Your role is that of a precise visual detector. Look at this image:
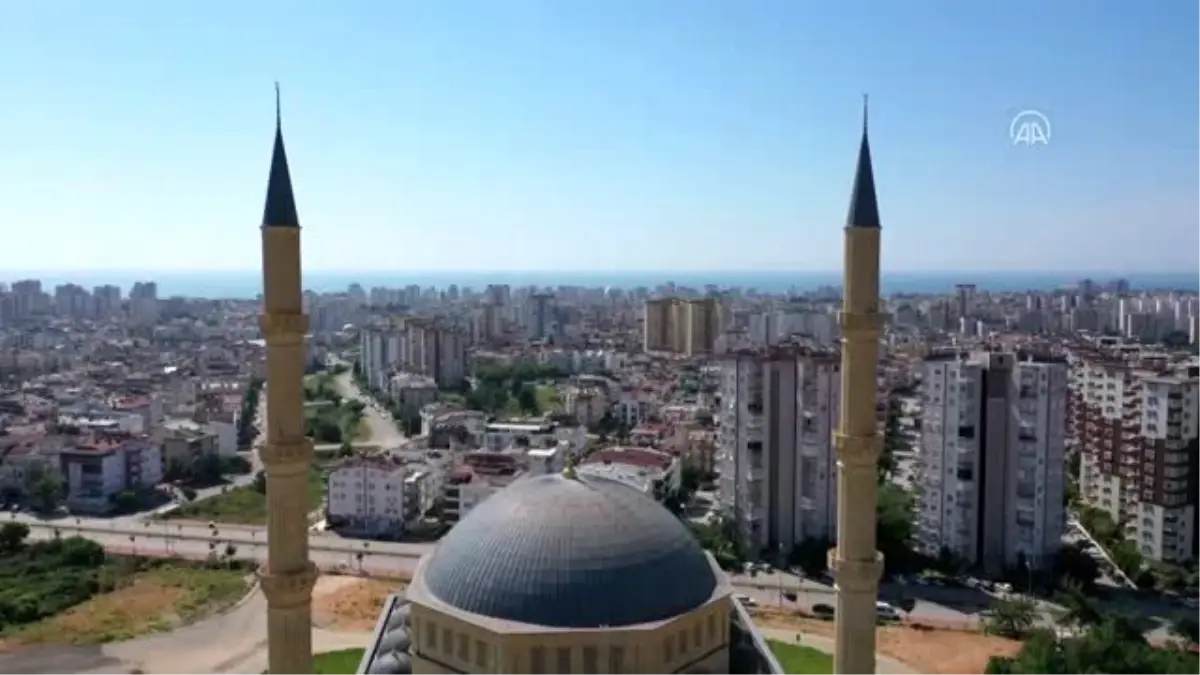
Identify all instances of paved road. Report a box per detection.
[15,516,434,561]
[333,370,406,448]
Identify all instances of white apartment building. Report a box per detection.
[326,457,409,536]
[716,345,840,558]
[579,446,682,498]
[360,327,405,391]
[917,350,1067,576]
[61,438,164,515]
[482,421,587,458]
[1072,346,1198,563]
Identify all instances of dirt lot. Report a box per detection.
[312,576,407,632]
[756,610,1022,674]
[2,566,251,648]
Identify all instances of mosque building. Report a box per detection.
[256,92,884,675]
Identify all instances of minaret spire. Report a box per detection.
[263,83,300,228]
[257,81,317,675]
[847,94,881,229]
[832,97,885,674]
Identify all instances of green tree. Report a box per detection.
[876,483,918,575]
[983,595,1037,639]
[1053,581,1102,628]
[1053,542,1100,591]
[516,385,540,414]
[24,463,64,513]
[879,397,905,481]
[0,521,30,552]
[987,616,1197,674]
[1170,616,1198,647]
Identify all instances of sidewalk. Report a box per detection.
[759,627,916,674]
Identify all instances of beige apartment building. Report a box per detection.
[643,297,722,356]
[1070,343,1198,563]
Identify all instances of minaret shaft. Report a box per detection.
[259,223,317,674]
[832,225,884,674]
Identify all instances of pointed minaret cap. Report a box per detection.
[262,82,300,228]
[846,94,881,229]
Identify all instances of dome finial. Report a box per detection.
[275,81,282,129]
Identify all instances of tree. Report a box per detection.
[1053,542,1099,591]
[0,522,30,552]
[1170,616,1198,647]
[789,538,831,577]
[987,616,1197,674]
[879,397,905,481]
[984,595,1037,639]
[1110,540,1143,579]
[181,486,198,501]
[876,483,919,575]
[516,385,540,415]
[1053,581,1102,628]
[24,463,64,513]
[109,488,140,514]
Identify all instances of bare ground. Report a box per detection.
[312,576,407,632]
[755,609,1022,674]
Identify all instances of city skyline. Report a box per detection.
[2,1,1197,273]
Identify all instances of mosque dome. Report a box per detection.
[422,472,718,628]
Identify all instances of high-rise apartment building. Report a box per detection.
[642,297,722,356]
[716,345,840,556]
[917,350,1068,576]
[1071,345,1198,563]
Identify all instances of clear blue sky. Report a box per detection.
[1,0,1195,273]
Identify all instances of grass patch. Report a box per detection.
[535,385,561,411]
[5,559,252,646]
[314,648,365,674]
[768,640,833,674]
[163,469,325,526]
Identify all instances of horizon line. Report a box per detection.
[1,268,1194,277]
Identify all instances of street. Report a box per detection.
[332,370,407,448]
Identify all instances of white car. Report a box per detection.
[875,601,901,621]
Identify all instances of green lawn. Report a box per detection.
[535,385,561,411]
[768,640,834,674]
[314,648,366,674]
[163,469,325,526]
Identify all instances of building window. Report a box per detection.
[425,621,437,649]
[680,628,689,654]
[530,647,546,674]
[664,634,675,663]
[556,647,571,672]
[457,633,469,662]
[582,646,599,673]
[707,613,717,642]
[441,628,452,656]
[693,623,703,650]
[609,646,625,673]
[475,640,488,668]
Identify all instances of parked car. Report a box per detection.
[812,603,835,620]
[876,601,902,622]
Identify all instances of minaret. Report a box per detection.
[257,84,318,675]
[830,97,884,674]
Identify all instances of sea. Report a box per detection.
[1,270,1197,300]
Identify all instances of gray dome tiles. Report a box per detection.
[423,473,718,628]
[365,596,413,674]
